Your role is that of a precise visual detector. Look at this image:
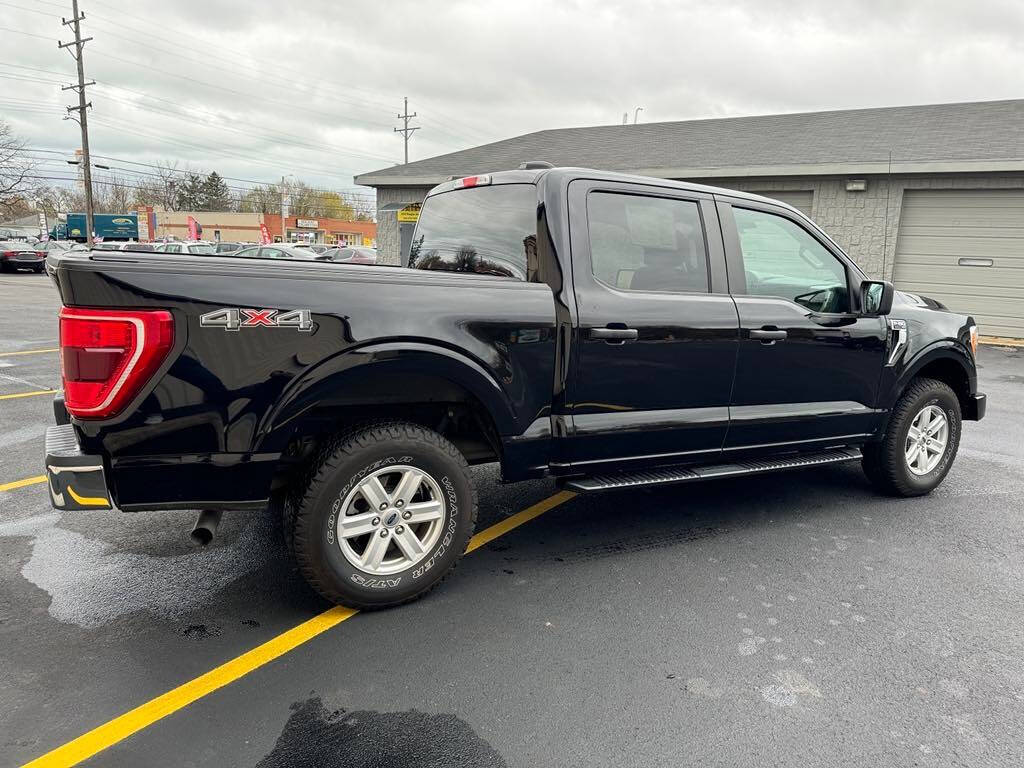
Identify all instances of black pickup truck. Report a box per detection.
[44,167,986,608]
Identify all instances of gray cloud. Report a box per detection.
[1,0,1022,193]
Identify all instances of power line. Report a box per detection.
[28,157,377,204]
[0,62,399,167]
[23,174,377,218]
[26,154,378,201]
[77,0,497,147]
[22,148,377,198]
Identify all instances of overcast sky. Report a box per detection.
[2,0,1022,198]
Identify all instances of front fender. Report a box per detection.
[255,342,522,453]
[880,339,976,411]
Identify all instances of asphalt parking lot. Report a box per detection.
[2,271,1024,767]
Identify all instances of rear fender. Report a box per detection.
[255,342,519,453]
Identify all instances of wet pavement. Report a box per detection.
[2,272,1023,767]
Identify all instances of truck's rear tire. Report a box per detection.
[862,377,962,497]
[289,421,477,609]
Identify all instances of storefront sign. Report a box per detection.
[396,204,420,223]
[296,218,318,228]
[136,207,150,242]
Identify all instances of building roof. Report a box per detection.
[356,99,1024,187]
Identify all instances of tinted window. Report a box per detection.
[188,244,216,255]
[259,248,286,259]
[216,243,241,253]
[587,192,709,293]
[409,184,534,279]
[163,244,180,253]
[733,207,849,313]
[234,247,258,258]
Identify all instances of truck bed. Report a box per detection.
[49,250,557,510]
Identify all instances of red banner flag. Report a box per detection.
[187,215,199,240]
[259,223,271,245]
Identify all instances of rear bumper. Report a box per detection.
[964,393,986,421]
[45,424,113,511]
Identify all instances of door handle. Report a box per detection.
[750,328,788,343]
[590,326,638,342]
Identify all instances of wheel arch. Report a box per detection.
[256,342,518,469]
[885,343,975,416]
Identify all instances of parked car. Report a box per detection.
[34,240,73,253]
[154,241,217,256]
[233,245,321,260]
[0,240,45,272]
[43,167,986,611]
[290,242,330,254]
[317,246,377,264]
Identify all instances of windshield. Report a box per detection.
[409,183,535,279]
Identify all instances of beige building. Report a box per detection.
[153,211,263,242]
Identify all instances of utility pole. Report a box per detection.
[394,97,419,165]
[59,0,96,246]
[279,175,289,244]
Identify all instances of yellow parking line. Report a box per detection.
[0,390,56,401]
[22,488,576,768]
[0,348,58,356]
[0,475,47,492]
[466,489,576,552]
[979,335,1024,349]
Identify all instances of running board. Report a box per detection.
[563,447,862,493]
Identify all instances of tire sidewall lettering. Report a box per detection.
[323,452,463,588]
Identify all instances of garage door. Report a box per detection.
[893,190,1024,338]
[749,191,814,218]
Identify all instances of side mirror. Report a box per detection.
[860,279,894,316]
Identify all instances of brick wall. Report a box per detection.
[702,174,1024,281]
[375,186,432,265]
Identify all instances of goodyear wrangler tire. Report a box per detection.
[291,421,477,609]
[862,377,962,497]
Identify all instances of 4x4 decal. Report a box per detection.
[200,308,313,332]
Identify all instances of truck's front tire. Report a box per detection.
[290,421,477,609]
[862,377,962,497]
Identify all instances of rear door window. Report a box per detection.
[587,192,710,293]
[409,184,535,280]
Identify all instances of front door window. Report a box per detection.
[733,207,850,313]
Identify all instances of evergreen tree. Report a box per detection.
[174,173,205,211]
[200,171,232,211]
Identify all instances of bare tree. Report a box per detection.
[34,184,85,218]
[238,183,281,214]
[0,119,35,215]
[93,173,135,213]
[132,160,184,210]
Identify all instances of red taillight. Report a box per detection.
[59,307,174,419]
